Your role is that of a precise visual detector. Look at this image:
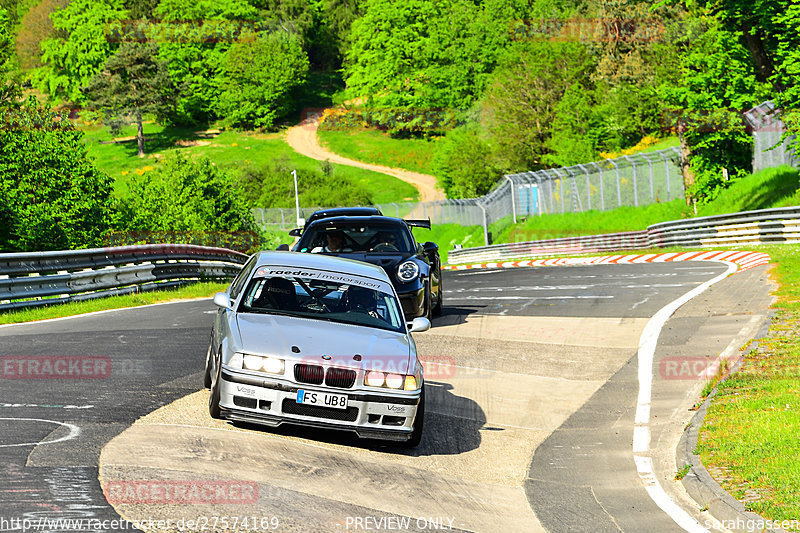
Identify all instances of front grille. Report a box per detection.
[294,364,324,385]
[325,367,357,389]
[282,399,358,422]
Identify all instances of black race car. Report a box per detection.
[290,215,442,321]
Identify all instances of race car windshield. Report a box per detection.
[238,275,406,333]
[297,226,414,254]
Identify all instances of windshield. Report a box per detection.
[238,272,405,333]
[296,225,414,254]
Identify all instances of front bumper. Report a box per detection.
[397,285,425,319]
[219,368,422,442]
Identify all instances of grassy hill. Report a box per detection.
[81,122,420,205]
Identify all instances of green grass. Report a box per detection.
[0,282,228,325]
[697,166,800,216]
[80,122,419,204]
[697,244,800,524]
[318,127,439,176]
[493,199,687,244]
[412,223,485,264]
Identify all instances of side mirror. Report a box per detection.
[408,317,431,333]
[422,241,438,254]
[213,292,232,310]
[276,244,290,251]
[288,228,302,237]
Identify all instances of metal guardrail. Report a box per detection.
[448,207,800,264]
[0,244,248,311]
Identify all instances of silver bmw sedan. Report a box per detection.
[205,251,430,447]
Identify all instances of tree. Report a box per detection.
[660,17,769,204]
[0,6,19,106]
[15,0,69,71]
[344,0,525,122]
[83,41,175,157]
[37,0,127,104]
[150,0,258,125]
[484,40,593,171]
[217,32,308,129]
[0,98,114,252]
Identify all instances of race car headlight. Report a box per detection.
[243,354,263,371]
[261,357,284,374]
[385,374,404,389]
[365,371,385,387]
[238,353,284,375]
[404,375,418,391]
[397,261,419,282]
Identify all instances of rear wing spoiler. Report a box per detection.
[404,218,431,230]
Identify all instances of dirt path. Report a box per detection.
[285,110,445,202]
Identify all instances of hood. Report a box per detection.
[235,313,412,374]
[331,252,414,278]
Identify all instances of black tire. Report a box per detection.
[432,275,443,316]
[423,281,433,321]
[203,342,213,389]
[208,355,222,419]
[404,388,425,448]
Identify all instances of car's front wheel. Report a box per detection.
[208,355,222,419]
[432,275,443,316]
[404,388,425,448]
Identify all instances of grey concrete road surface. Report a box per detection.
[0,262,774,533]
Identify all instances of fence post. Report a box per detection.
[591,162,604,211]
[478,202,489,246]
[623,156,638,207]
[505,176,517,224]
[611,160,621,208]
[280,209,286,231]
[665,157,671,199]
[648,158,654,201]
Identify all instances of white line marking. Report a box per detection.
[455,269,506,276]
[0,298,213,330]
[0,418,81,448]
[633,260,736,532]
[445,295,614,301]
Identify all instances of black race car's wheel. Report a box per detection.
[208,356,222,419]
[203,341,213,389]
[404,388,425,448]
[424,281,433,320]
[433,275,443,316]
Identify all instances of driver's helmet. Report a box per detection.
[347,286,378,312]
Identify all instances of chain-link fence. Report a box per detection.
[253,147,684,246]
[744,101,798,172]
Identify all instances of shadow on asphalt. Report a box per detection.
[229,380,485,458]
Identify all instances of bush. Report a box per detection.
[240,156,373,208]
[116,153,256,235]
[0,98,114,252]
[432,125,503,199]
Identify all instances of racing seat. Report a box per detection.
[253,277,299,311]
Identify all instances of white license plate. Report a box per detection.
[296,390,348,410]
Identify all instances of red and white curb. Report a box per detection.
[444,250,770,272]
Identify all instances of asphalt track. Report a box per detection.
[0,261,775,532]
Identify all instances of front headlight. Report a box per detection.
[235,353,284,375]
[397,260,419,282]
